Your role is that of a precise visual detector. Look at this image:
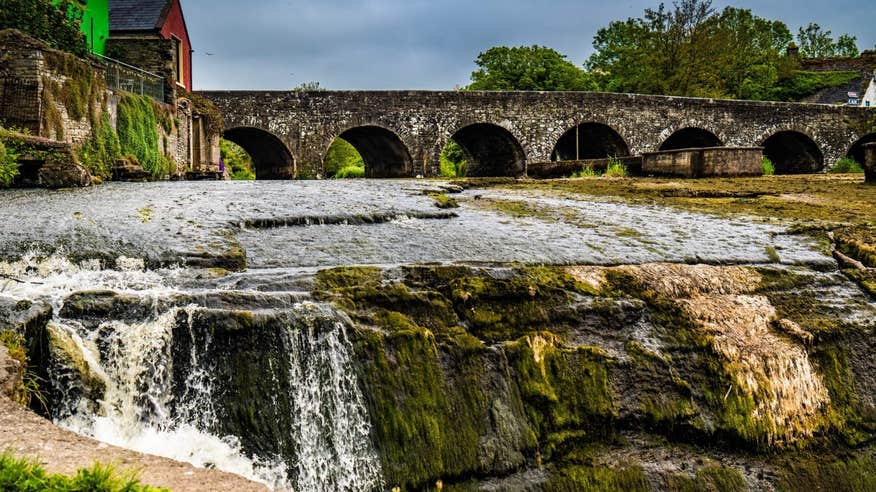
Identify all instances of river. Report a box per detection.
[0,180,869,491]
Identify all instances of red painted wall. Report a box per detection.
[159,0,192,91]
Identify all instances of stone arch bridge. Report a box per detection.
[199,90,875,179]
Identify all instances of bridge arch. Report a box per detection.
[328,125,413,178]
[551,122,630,161]
[223,127,295,180]
[659,127,723,151]
[847,133,876,166]
[761,130,824,174]
[448,123,526,177]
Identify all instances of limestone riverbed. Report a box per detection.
[0,177,875,491]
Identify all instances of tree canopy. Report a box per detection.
[796,23,859,58]
[466,46,597,91]
[0,0,87,57]
[586,1,796,99]
[465,0,865,103]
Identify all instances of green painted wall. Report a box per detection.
[52,0,109,55]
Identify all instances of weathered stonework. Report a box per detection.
[528,156,643,179]
[201,90,873,178]
[105,37,180,103]
[0,29,219,186]
[642,147,764,178]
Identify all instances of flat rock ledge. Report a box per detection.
[0,397,268,492]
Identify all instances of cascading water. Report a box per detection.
[2,253,384,491]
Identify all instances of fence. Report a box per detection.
[96,54,165,102]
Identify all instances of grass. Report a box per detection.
[762,157,775,176]
[570,158,628,178]
[604,159,628,178]
[830,157,865,174]
[0,452,167,492]
[117,94,175,179]
[335,164,366,179]
[0,329,46,411]
[77,113,122,180]
[428,193,459,209]
[571,164,600,178]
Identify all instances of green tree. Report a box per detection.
[796,23,859,58]
[0,0,87,57]
[220,139,255,180]
[467,46,597,91]
[587,1,793,99]
[797,23,835,58]
[834,34,859,57]
[323,138,364,177]
[439,140,467,178]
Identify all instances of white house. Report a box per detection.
[862,72,876,108]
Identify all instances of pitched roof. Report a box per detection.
[109,0,172,32]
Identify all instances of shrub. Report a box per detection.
[604,158,628,177]
[769,71,861,102]
[117,94,161,178]
[0,140,20,188]
[324,138,364,177]
[335,164,366,179]
[762,157,776,176]
[830,157,865,174]
[571,164,599,178]
[440,140,467,178]
[0,452,167,492]
[77,113,121,180]
[0,0,88,57]
[220,139,255,180]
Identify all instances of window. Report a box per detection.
[172,35,184,86]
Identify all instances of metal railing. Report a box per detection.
[95,54,165,102]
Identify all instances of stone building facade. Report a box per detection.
[0,29,220,186]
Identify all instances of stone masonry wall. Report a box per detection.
[642,147,763,178]
[202,90,872,178]
[105,36,179,103]
[0,30,202,180]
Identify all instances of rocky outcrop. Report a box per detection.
[312,264,876,490]
[33,263,876,491]
[0,344,23,400]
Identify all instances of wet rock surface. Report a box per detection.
[1,179,875,491]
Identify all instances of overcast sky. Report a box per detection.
[184,0,876,91]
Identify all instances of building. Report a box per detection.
[52,0,109,55]
[863,72,876,108]
[107,0,192,93]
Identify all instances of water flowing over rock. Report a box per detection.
[2,180,876,491]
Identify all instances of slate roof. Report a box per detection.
[109,0,172,32]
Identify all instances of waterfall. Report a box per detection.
[284,303,384,491]
[48,298,384,491]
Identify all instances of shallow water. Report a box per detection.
[0,179,851,490]
[0,180,831,270]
